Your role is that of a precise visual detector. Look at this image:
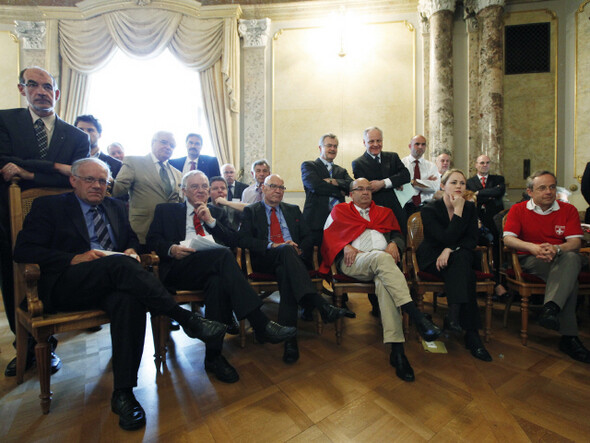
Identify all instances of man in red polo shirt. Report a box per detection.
[504,170,589,363]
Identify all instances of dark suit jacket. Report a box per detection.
[169,155,221,179]
[229,180,248,201]
[301,158,353,231]
[352,151,410,235]
[416,198,478,271]
[13,192,139,311]
[146,202,238,280]
[0,108,90,188]
[98,151,122,178]
[466,174,505,218]
[239,201,313,265]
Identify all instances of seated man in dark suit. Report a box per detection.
[352,126,411,237]
[1,66,90,377]
[238,174,355,364]
[320,178,441,382]
[13,158,227,431]
[169,133,220,179]
[147,170,295,382]
[208,175,242,230]
[221,163,248,201]
[75,114,122,178]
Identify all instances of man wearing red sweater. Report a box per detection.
[504,170,589,363]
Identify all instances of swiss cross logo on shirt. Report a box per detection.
[555,225,565,236]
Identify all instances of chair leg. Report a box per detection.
[484,288,493,343]
[239,319,246,348]
[151,314,169,370]
[503,292,515,328]
[34,340,52,414]
[316,309,323,335]
[520,293,530,346]
[334,291,343,345]
[15,320,28,384]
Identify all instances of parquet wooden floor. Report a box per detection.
[1,293,589,442]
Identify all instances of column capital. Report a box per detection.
[464,0,505,16]
[418,0,456,20]
[238,18,271,48]
[14,20,46,50]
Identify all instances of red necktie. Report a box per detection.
[193,213,205,236]
[270,208,284,243]
[412,160,421,206]
[190,161,196,171]
[481,176,486,188]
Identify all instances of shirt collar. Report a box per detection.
[477,173,489,180]
[151,152,169,166]
[354,203,369,214]
[319,157,332,168]
[29,107,56,132]
[526,198,560,215]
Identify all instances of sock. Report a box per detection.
[400,301,422,324]
[205,347,221,361]
[167,305,192,325]
[246,309,270,333]
[391,342,405,355]
[544,301,560,313]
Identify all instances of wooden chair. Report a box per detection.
[406,212,495,342]
[237,246,323,343]
[9,180,110,414]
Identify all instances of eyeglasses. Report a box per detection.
[323,143,338,148]
[534,184,557,191]
[267,184,286,191]
[156,139,176,148]
[22,81,54,93]
[75,175,108,186]
[185,184,209,191]
[351,187,371,192]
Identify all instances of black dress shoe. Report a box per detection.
[300,307,314,322]
[181,314,227,343]
[443,316,463,334]
[283,338,299,364]
[169,320,181,331]
[465,336,492,362]
[255,321,297,344]
[389,352,415,382]
[205,355,240,383]
[538,304,560,331]
[559,336,590,363]
[226,318,240,335]
[5,352,62,377]
[416,316,442,342]
[111,390,146,431]
[86,325,103,332]
[318,303,356,323]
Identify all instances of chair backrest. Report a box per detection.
[406,212,424,251]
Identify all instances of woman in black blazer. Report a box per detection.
[417,169,492,362]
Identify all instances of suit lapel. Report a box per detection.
[102,199,121,246]
[47,118,66,161]
[144,154,168,196]
[177,203,187,239]
[315,158,330,178]
[254,203,268,239]
[65,192,91,245]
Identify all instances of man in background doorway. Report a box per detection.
[75,114,122,178]
[221,163,247,201]
[107,142,125,162]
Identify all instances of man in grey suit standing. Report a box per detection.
[0,66,90,377]
[113,131,182,245]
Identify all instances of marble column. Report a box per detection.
[14,21,47,106]
[419,0,456,159]
[465,14,480,161]
[420,18,431,143]
[238,18,271,184]
[467,0,505,172]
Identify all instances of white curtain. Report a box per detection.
[58,9,239,164]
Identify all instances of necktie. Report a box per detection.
[192,213,206,236]
[270,208,284,243]
[412,160,422,206]
[481,176,486,188]
[90,207,113,251]
[159,162,173,195]
[34,119,48,159]
[374,155,381,164]
[228,184,234,201]
[190,161,196,171]
[327,163,339,209]
[255,185,263,202]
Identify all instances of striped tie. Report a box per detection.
[159,162,173,195]
[34,119,48,159]
[91,207,113,251]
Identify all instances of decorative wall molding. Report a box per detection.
[418,0,456,20]
[14,20,46,50]
[239,18,271,48]
[464,0,505,16]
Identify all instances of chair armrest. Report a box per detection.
[313,246,320,270]
[141,252,160,278]
[507,246,524,281]
[19,263,45,317]
[235,247,244,271]
[244,248,254,275]
[475,245,491,273]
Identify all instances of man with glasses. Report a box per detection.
[504,170,590,363]
[241,159,271,204]
[320,178,441,382]
[0,66,90,377]
[14,158,227,430]
[221,163,247,201]
[113,130,182,245]
[147,170,296,383]
[239,174,355,364]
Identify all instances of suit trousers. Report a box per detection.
[339,250,411,343]
[252,244,317,327]
[164,248,263,350]
[424,248,482,331]
[52,255,178,389]
[520,251,583,336]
